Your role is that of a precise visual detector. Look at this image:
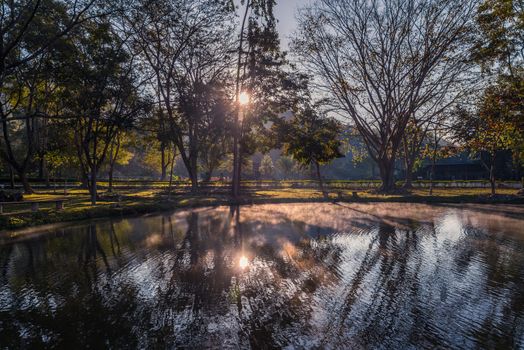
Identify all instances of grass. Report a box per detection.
[0,186,522,232]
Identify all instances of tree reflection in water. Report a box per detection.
[0,203,523,349]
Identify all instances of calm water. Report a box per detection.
[1,203,524,349]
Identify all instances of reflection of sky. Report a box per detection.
[2,203,524,348]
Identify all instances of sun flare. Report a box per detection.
[239,255,249,269]
[238,91,250,105]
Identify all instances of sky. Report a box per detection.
[274,0,305,49]
[233,0,308,50]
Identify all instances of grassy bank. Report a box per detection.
[1,187,523,232]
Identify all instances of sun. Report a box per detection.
[239,255,249,269]
[238,91,250,105]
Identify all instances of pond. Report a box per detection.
[1,203,524,349]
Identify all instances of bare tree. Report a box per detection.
[293,0,477,192]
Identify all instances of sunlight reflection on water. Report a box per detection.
[1,203,524,349]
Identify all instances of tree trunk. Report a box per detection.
[232,120,242,198]
[403,159,414,189]
[483,151,497,196]
[234,137,243,197]
[108,163,114,193]
[402,139,413,189]
[108,137,120,194]
[377,158,396,193]
[90,165,97,205]
[38,154,50,187]
[18,170,33,194]
[9,166,15,189]
[38,157,45,181]
[315,161,327,198]
[429,148,437,196]
[429,131,440,196]
[190,151,198,193]
[43,159,50,188]
[232,133,240,197]
[108,141,114,193]
[160,142,167,181]
[80,174,89,189]
[190,175,198,192]
[38,155,50,188]
[232,0,250,199]
[402,130,426,189]
[490,163,496,196]
[167,147,176,199]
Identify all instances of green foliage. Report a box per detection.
[62,18,146,185]
[218,154,253,177]
[259,154,274,179]
[421,142,457,163]
[454,76,523,165]
[474,0,524,73]
[470,0,524,177]
[280,106,343,168]
[486,74,524,165]
[238,0,308,157]
[275,156,298,179]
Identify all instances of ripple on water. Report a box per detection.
[1,203,523,349]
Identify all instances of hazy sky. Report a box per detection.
[234,0,309,50]
[274,0,306,49]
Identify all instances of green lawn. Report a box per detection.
[0,186,522,232]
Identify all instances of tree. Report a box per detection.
[105,131,134,193]
[231,0,301,197]
[484,74,524,166]
[293,0,476,192]
[175,47,235,185]
[143,106,172,181]
[137,137,176,178]
[43,116,82,184]
[276,156,296,180]
[400,119,427,188]
[401,108,455,189]
[0,0,98,193]
[170,7,235,189]
[123,0,234,192]
[258,154,274,179]
[474,0,524,76]
[471,0,524,191]
[280,105,343,197]
[422,126,456,195]
[199,94,233,182]
[453,99,518,195]
[65,20,145,204]
[0,0,97,83]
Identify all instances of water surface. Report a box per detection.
[1,203,524,349]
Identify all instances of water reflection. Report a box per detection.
[1,203,524,349]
